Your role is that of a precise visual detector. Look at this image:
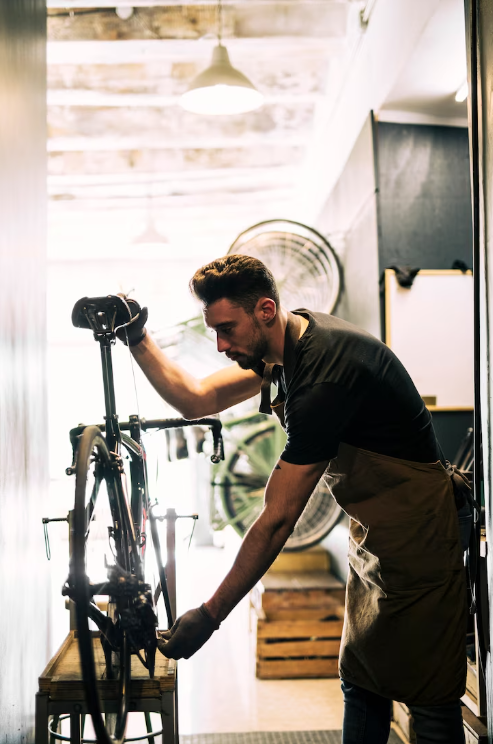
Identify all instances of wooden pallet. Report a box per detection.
[256,615,343,679]
[253,569,345,680]
[252,571,345,622]
[463,706,488,743]
[392,701,487,744]
[39,631,175,702]
[269,547,331,574]
[462,657,480,715]
[392,701,416,743]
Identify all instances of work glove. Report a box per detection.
[157,604,220,660]
[115,297,148,347]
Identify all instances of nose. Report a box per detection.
[216,334,231,354]
[217,335,230,353]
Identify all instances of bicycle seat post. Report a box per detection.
[99,334,121,453]
[72,295,135,454]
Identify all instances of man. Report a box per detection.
[121,254,468,744]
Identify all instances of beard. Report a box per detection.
[235,319,268,370]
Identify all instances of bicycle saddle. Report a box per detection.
[72,295,134,334]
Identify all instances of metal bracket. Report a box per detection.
[42,515,69,560]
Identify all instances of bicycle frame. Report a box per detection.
[68,317,224,629]
[66,295,224,744]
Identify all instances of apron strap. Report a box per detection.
[446,461,480,615]
[259,363,275,415]
[258,312,302,414]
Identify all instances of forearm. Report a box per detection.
[131,332,261,418]
[131,333,206,418]
[160,459,328,661]
[204,509,292,622]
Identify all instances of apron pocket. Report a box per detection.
[365,513,461,591]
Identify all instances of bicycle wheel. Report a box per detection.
[71,425,131,744]
[214,421,342,550]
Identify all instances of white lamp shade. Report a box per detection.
[180,44,264,115]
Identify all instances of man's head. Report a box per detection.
[190,254,279,313]
[190,255,280,369]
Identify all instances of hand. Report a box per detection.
[157,604,220,660]
[116,297,148,346]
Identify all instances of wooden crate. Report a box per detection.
[252,571,345,621]
[252,569,345,679]
[463,706,488,743]
[392,701,487,744]
[392,701,416,743]
[256,615,343,679]
[462,657,480,715]
[269,546,331,574]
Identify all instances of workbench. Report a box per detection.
[35,631,177,744]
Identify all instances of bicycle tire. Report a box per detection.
[72,425,131,744]
[215,421,342,550]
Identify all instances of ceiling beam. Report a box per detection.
[47,102,314,141]
[47,48,327,99]
[47,37,342,64]
[48,174,296,201]
[49,163,296,185]
[48,144,303,176]
[46,0,346,6]
[47,134,305,151]
[47,3,348,41]
[48,198,295,214]
[47,90,321,107]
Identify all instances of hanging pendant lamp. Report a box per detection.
[179,1,264,115]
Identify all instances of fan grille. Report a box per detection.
[229,220,341,314]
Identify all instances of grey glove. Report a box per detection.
[157,604,220,660]
[115,298,148,347]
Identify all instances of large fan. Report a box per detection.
[213,219,343,550]
[228,219,341,313]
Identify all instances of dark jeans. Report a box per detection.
[341,680,465,744]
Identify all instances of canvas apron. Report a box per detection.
[260,313,467,706]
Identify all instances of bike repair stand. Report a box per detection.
[35,508,195,744]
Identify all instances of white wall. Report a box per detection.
[316,114,380,338]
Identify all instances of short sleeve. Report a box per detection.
[280,382,356,465]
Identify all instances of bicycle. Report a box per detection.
[61,295,224,744]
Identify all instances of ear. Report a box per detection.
[255,297,277,324]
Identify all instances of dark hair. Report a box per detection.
[189,254,280,313]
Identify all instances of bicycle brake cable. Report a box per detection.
[186,518,197,552]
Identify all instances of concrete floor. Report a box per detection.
[176,536,345,734]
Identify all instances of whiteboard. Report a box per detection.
[385,269,474,410]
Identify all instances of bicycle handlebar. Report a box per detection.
[141,417,224,463]
[70,417,224,463]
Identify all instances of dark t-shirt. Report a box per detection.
[255,310,443,466]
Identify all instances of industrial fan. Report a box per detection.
[212,219,343,550]
[229,219,341,313]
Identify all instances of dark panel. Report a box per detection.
[0,1,49,741]
[431,411,474,463]
[376,122,473,272]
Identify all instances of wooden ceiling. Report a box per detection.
[46,2,359,259]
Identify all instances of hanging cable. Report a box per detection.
[217,0,223,44]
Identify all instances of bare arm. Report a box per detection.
[160,457,330,659]
[131,332,261,419]
[205,458,329,622]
